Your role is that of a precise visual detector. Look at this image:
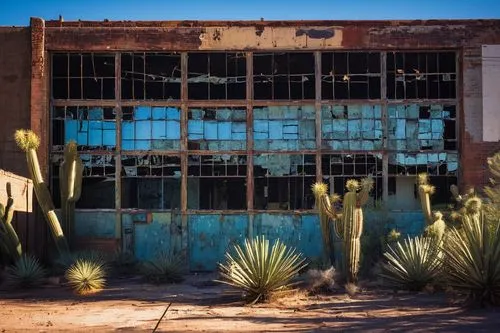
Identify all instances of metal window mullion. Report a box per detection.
[315,51,322,184]
[180,52,188,213]
[114,52,122,239]
[381,52,389,203]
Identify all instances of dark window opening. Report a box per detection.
[187,155,247,210]
[121,53,181,100]
[387,52,456,100]
[52,53,115,100]
[254,52,315,100]
[321,52,381,100]
[188,53,246,100]
[253,154,315,210]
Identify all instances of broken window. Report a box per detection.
[386,52,456,99]
[253,52,315,100]
[321,52,381,100]
[187,155,247,210]
[52,106,116,152]
[253,105,316,151]
[321,153,383,200]
[121,53,181,100]
[253,154,315,210]
[50,154,116,208]
[122,106,181,151]
[321,105,383,151]
[52,53,115,100]
[387,104,457,151]
[188,107,246,151]
[121,155,181,209]
[188,53,246,100]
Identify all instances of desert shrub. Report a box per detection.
[5,254,46,288]
[345,282,359,297]
[305,266,337,293]
[218,236,307,304]
[141,252,184,284]
[109,250,138,276]
[443,212,500,306]
[65,259,106,295]
[381,236,442,291]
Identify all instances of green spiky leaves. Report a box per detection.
[65,259,106,295]
[5,254,46,288]
[14,129,40,152]
[442,212,500,306]
[141,252,184,284]
[218,236,307,304]
[381,236,442,291]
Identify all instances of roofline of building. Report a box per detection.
[41,18,500,28]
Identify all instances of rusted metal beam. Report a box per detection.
[246,52,254,212]
[114,52,123,240]
[380,52,389,203]
[180,53,188,213]
[314,51,322,184]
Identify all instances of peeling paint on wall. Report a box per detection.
[199,26,343,50]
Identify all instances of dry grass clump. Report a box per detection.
[305,266,337,294]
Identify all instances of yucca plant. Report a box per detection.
[443,210,500,306]
[141,252,184,284]
[381,236,442,291]
[65,259,106,295]
[5,254,46,288]
[218,236,308,304]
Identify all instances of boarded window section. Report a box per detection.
[187,155,247,210]
[253,105,316,151]
[321,52,381,100]
[52,106,116,152]
[121,53,181,100]
[121,155,181,209]
[321,153,383,200]
[52,53,115,100]
[388,104,457,151]
[253,52,315,100]
[321,105,383,151]
[253,154,315,210]
[188,53,246,100]
[187,107,246,151]
[122,106,181,151]
[387,52,456,99]
[51,154,116,208]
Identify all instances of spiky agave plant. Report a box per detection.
[381,236,442,291]
[141,252,184,284]
[65,259,106,295]
[5,254,46,288]
[442,209,500,306]
[218,236,308,304]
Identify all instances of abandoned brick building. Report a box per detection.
[0,18,500,269]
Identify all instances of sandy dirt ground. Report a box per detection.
[0,274,499,332]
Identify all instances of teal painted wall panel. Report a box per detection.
[188,214,248,271]
[74,211,115,238]
[253,213,323,259]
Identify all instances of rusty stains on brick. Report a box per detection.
[296,28,335,39]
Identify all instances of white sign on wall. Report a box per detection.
[482,45,500,142]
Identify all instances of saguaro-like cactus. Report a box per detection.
[15,129,69,254]
[312,177,374,283]
[417,173,446,242]
[59,141,83,247]
[0,183,22,261]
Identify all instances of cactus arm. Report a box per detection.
[357,177,374,206]
[14,129,68,253]
[0,186,22,260]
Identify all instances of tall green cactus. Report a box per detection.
[59,141,83,247]
[0,182,22,262]
[15,129,69,254]
[417,173,446,242]
[312,177,374,283]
